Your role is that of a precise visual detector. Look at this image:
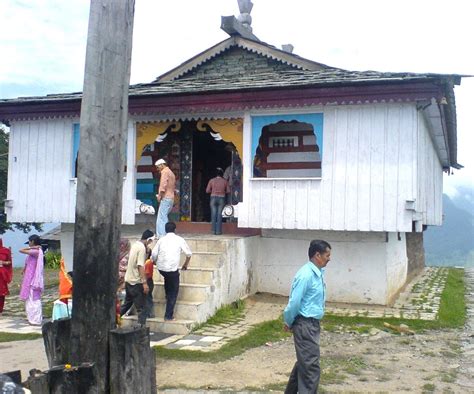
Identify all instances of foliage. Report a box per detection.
[0,124,43,235]
[44,250,62,270]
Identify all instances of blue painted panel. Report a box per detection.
[251,113,324,174]
[72,123,80,177]
[136,182,155,194]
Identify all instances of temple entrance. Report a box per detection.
[135,118,243,224]
[191,129,231,222]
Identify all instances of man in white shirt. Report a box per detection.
[151,222,192,321]
[120,229,154,326]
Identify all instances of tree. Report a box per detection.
[0,124,42,234]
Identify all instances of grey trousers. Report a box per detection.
[285,316,321,394]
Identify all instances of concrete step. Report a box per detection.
[153,300,206,321]
[177,267,216,285]
[179,252,223,268]
[153,283,211,302]
[121,315,195,335]
[184,238,228,253]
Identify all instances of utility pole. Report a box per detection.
[70,1,135,392]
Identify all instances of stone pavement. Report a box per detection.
[457,267,474,389]
[326,267,448,320]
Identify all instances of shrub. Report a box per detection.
[44,250,61,270]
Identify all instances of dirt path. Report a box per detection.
[156,327,465,393]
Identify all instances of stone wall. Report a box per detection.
[180,47,295,79]
[406,232,425,279]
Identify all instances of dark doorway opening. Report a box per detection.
[192,130,231,222]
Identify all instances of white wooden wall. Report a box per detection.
[238,103,444,232]
[6,118,136,224]
[417,113,443,226]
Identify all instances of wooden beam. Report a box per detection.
[69,1,135,392]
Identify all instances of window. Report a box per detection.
[72,123,80,178]
[71,123,127,178]
[251,114,323,178]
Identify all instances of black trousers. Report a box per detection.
[146,277,155,318]
[285,316,321,394]
[120,282,147,326]
[159,270,179,320]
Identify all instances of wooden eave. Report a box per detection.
[156,36,332,82]
[0,81,445,122]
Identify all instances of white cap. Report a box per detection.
[155,159,166,166]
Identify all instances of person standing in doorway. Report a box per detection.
[19,234,44,326]
[151,222,192,321]
[155,158,176,237]
[284,240,332,394]
[206,167,230,235]
[0,238,13,315]
[120,229,154,327]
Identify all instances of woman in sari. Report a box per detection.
[0,238,13,314]
[19,234,44,325]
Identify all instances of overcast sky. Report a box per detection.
[1,0,472,195]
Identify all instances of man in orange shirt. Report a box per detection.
[155,158,176,237]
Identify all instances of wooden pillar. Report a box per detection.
[47,364,97,394]
[42,318,72,367]
[109,327,156,393]
[69,1,135,392]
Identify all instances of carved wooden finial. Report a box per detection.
[237,0,253,32]
[221,0,259,41]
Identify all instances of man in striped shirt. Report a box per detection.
[284,240,332,394]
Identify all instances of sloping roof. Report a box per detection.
[156,36,334,82]
[0,69,463,104]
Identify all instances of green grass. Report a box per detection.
[0,332,42,342]
[10,268,59,297]
[155,316,291,362]
[155,268,466,363]
[437,268,466,328]
[323,268,466,332]
[195,299,245,329]
[422,383,436,392]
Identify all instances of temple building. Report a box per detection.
[0,1,464,331]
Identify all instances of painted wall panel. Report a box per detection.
[369,107,385,231]
[356,107,371,230]
[416,112,443,226]
[239,103,434,232]
[331,109,348,230]
[7,119,136,225]
[344,108,360,231]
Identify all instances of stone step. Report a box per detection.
[153,283,211,302]
[153,300,207,321]
[180,252,223,268]
[121,315,195,335]
[184,238,228,253]
[155,267,216,285]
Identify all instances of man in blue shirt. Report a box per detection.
[284,239,332,394]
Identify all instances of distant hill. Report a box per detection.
[424,188,474,267]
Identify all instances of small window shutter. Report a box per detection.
[72,123,80,177]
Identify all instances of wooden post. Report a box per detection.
[69,1,135,392]
[42,318,72,367]
[109,327,156,393]
[47,364,97,394]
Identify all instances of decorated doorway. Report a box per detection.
[135,118,243,223]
